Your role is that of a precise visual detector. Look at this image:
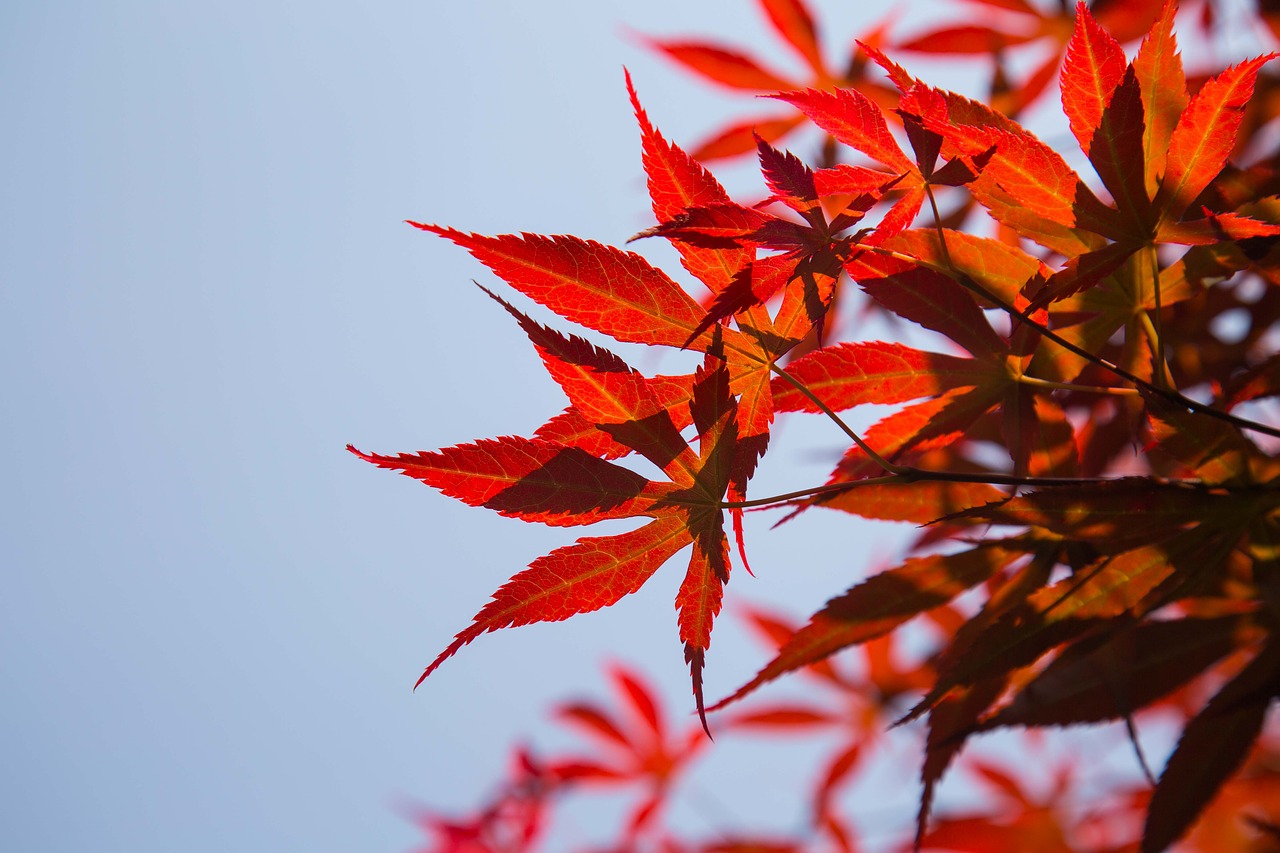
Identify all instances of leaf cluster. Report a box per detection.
[357,1,1280,850]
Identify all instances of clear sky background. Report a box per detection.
[2,1,1200,851]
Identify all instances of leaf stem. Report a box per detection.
[719,471,1271,511]
[1147,245,1169,388]
[722,476,898,509]
[893,467,1179,489]
[923,182,956,271]
[1015,374,1141,396]
[1138,311,1176,389]
[768,361,906,475]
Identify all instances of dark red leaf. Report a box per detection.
[1143,640,1280,853]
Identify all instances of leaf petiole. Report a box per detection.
[768,361,907,475]
[1015,374,1140,396]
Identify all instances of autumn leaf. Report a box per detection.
[413,224,737,353]
[1143,639,1280,852]
[352,317,741,728]
[979,614,1258,731]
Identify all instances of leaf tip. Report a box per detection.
[406,220,460,241]
[685,644,714,739]
[414,635,472,693]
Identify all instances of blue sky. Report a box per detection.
[1,2,1171,850]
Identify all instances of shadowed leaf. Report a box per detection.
[1143,640,1280,853]
[983,614,1254,730]
[711,545,1017,710]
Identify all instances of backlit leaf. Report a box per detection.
[417,225,735,352]
[1061,3,1127,159]
[347,439,660,527]
[1160,52,1279,222]
[772,87,914,173]
[769,341,993,412]
[415,515,691,686]
[1132,0,1186,198]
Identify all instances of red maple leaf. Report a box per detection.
[351,311,739,729]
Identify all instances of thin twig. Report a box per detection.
[1138,311,1176,389]
[858,242,1280,440]
[769,361,906,475]
[1147,245,1169,388]
[719,470,1268,511]
[1016,374,1141,396]
[721,476,899,509]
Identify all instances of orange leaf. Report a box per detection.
[417,225,738,353]
[1132,0,1187,199]
[1160,52,1279,222]
[1061,3,1127,158]
[769,341,993,412]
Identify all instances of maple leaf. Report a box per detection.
[628,77,876,561]
[771,85,991,242]
[1144,639,1280,852]
[408,748,552,853]
[421,200,761,529]
[860,5,1279,318]
[634,134,869,338]
[351,313,740,729]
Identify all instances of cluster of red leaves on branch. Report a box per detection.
[355,0,1280,849]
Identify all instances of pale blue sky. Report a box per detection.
[1,2,1169,851]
